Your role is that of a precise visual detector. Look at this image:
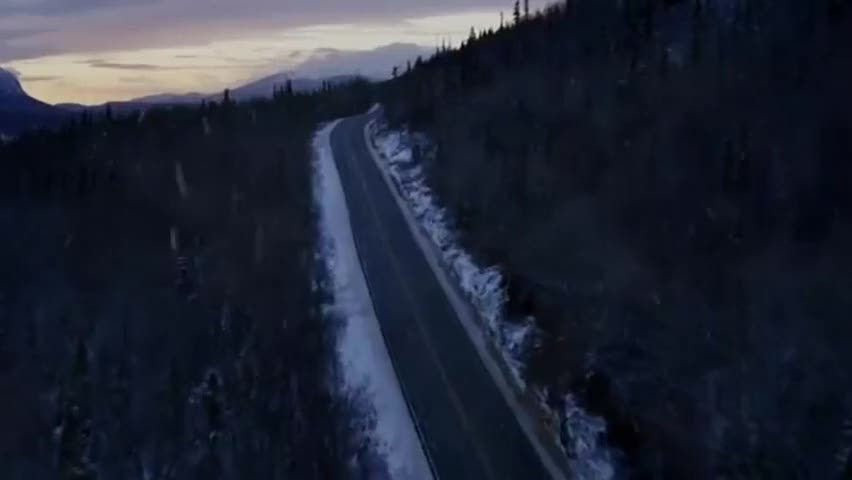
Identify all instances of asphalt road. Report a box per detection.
[330,113,552,480]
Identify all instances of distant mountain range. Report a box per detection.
[0,68,356,137]
[54,74,360,115]
[1,42,432,137]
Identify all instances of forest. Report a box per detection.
[0,82,374,479]
[382,0,852,477]
[3,0,852,478]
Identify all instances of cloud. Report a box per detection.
[80,58,262,72]
[0,0,510,62]
[5,5,508,104]
[20,75,59,82]
[119,76,153,84]
[0,27,53,41]
[87,59,166,71]
[0,0,153,16]
[292,42,432,79]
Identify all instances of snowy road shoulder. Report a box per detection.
[365,112,616,480]
[312,120,432,480]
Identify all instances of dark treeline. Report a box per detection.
[383,0,852,477]
[0,82,374,479]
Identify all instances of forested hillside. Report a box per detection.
[382,0,852,477]
[0,83,373,478]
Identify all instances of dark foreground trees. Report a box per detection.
[383,1,852,477]
[0,82,373,478]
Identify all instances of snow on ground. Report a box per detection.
[313,121,432,480]
[367,117,616,480]
[365,122,532,387]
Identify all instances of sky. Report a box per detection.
[0,0,534,104]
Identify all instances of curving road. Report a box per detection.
[329,111,556,480]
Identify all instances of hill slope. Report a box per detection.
[0,68,68,136]
[0,79,377,479]
[382,1,852,477]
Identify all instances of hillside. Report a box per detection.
[0,81,376,478]
[0,68,68,136]
[381,0,852,477]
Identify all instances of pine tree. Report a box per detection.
[691,0,705,65]
[204,371,224,435]
[59,339,97,480]
[722,138,735,192]
[524,0,530,18]
[285,79,294,96]
[166,358,184,438]
[514,1,521,24]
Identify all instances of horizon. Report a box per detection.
[0,3,519,105]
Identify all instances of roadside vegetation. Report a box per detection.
[0,82,373,479]
[381,0,852,477]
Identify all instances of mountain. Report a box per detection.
[2,42,429,134]
[381,2,852,478]
[128,92,207,105]
[118,43,431,106]
[0,67,68,137]
[0,68,25,97]
[51,74,363,118]
[120,74,359,107]
[224,74,357,102]
[294,43,432,79]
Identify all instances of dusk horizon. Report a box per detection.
[0,1,513,104]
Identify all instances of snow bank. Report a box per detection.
[368,119,616,480]
[366,124,533,387]
[561,394,616,480]
[313,121,432,480]
[370,122,535,388]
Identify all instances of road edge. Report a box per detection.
[361,113,572,480]
[316,119,438,480]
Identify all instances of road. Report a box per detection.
[329,112,554,480]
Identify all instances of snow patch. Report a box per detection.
[313,121,432,480]
[561,395,616,480]
[368,122,533,387]
[368,118,616,480]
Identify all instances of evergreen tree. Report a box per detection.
[59,339,96,480]
[203,371,224,436]
[691,0,705,65]
[514,1,521,24]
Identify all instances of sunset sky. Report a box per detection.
[0,1,532,105]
